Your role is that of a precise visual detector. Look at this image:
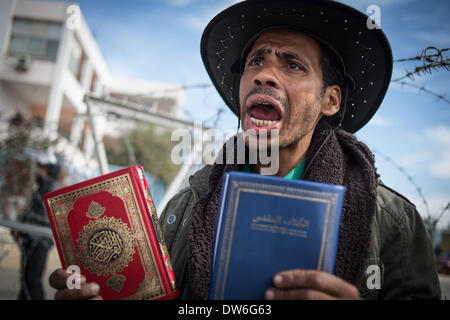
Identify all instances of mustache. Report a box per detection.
[244,86,287,113]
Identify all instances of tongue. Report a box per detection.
[250,105,281,121]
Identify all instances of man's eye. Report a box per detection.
[288,62,303,70]
[249,58,263,66]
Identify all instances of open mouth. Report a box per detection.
[249,102,281,127]
[245,94,283,130]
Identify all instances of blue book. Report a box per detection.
[208,171,345,300]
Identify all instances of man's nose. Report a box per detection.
[253,66,279,88]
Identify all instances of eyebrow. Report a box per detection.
[276,51,310,69]
[246,47,310,68]
[247,47,272,61]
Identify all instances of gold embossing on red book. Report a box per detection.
[77,215,135,276]
[136,166,178,291]
[45,167,180,299]
[86,201,106,219]
[106,274,127,293]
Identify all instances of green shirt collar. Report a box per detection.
[242,159,306,180]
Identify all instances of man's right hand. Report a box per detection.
[49,268,103,300]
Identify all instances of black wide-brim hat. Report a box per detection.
[201,0,393,133]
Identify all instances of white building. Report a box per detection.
[0,0,185,169]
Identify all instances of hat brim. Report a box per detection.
[201,0,393,133]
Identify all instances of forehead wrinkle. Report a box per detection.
[247,47,272,60]
[253,30,321,66]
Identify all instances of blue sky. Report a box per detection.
[65,0,450,228]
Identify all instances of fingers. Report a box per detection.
[265,288,334,300]
[49,268,86,290]
[54,282,101,300]
[266,269,360,300]
[49,268,101,300]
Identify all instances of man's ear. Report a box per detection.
[321,85,341,117]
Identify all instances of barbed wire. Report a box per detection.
[373,146,450,228]
[393,47,449,63]
[392,47,449,79]
[133,83,211,97]
[130,47,449,105]
[391,62,450,83]
[435,202,450,227]
[213,107,225,128]
[396,81,450,104]
[391,47,450,104]
[371,147,432,220]
[2,47,449,226]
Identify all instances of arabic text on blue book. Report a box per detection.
[209,171,345,300]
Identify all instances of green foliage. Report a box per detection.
[0,114,55,218]
[104,123,180,186]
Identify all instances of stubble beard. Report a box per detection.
[241,92,323,163]
[267,101,320,151]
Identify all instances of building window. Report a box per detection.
[8,18,62,61]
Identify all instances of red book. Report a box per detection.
[44,165,179,300]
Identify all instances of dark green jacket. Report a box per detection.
[160,165,441,299]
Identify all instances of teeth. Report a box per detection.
[250,117,278,127]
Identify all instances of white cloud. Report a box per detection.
[425,125,450,146]
[399,151,430,168]
[182,0,242,31]
[413,31,450,47]
[430,151,450,178]
[340,0,418,9]
[184,15,209,31]
[367,114,392,127]
[165,0,194,7]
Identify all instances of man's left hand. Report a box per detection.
[264,269,360,300]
